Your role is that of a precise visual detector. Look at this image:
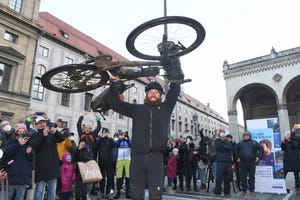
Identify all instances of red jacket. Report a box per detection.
[165,153,178,178]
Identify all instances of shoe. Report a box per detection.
[200,184,206,190]
[240,191,246,197]
[167,187,175,195]
[194,185,199,192]
[250,192,256,197]
[113,191,120,199]
[125,191,131,199]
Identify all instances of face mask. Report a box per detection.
[220,132,226,138]
[2,125,12,132]
[114,137,118,141]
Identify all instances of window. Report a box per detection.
[0,62,12,91]
[32,77,44,100]
[61,93,70,107]
[60,30,69,39]
[119,114,124,119]
[171,119,175,131]
[133,87,137,93]
[39,46,49,57]
[133,99,137,104]
[65,57,73,65]
[84,93,93,111]
[4,31,18,43]
[9,0,22,12]
[178,121,182,132]
[35,65,46,75]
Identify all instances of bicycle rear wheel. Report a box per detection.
[126,16,205,60]
[41,64,109,93]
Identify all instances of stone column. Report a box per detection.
[277,103,290,138]
[228,110,239,141]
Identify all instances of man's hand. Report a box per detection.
[43,127,50,136]
[111,75,121,81]
[255,157,260,163]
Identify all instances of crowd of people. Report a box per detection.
[1,109,300,200]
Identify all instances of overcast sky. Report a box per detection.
[39,0,300,123]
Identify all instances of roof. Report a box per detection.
[38,12,127,61]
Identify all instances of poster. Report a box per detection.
[246,118,286,194]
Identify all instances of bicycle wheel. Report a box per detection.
[41,64,109,93]
[126,16,205,60]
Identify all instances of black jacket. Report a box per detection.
[236,139,263,161]
[281,138,300,172]
[109,82,180,155]
[30,128,65,182]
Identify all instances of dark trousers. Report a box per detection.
[185,164,197,189]
[99,161,113,194]
[213,162,232,195]
[240,160,256,192]
[75,172,87,200]
[61,191,72,200]
[130,153,164,200]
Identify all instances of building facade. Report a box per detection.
[0,0,42,124]
[223,47,300,140]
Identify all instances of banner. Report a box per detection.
[246,118,286,194]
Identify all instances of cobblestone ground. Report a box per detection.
[89,172,299,200]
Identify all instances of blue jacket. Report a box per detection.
[4,137,33,185]
[214,138,233,163]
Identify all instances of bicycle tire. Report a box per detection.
[126,16,205,60]
[41,64,109,93]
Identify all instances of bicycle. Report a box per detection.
[231,162,241,193]
[41,16,206,115]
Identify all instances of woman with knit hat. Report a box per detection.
[4,123,33,200]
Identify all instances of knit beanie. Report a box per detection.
[15,123,27,133]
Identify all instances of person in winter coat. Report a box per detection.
[281,129,300,191]
[197,129,210,190]
[113,131,131,199]
[236,131,263,197]
[60,152,76,200]
[4,123,33,200]
[173,138,186,192]
[165,148,179,194]
[95,128,115,198]
[213,131,233,197]
[76,111,101,196]
[185,138,199,192]
[29,116,66,200]
[109,77,180,200]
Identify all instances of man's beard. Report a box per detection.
[144,97,161,106]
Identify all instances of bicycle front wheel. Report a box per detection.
[41,64,109,93]
[126,16,206,60]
